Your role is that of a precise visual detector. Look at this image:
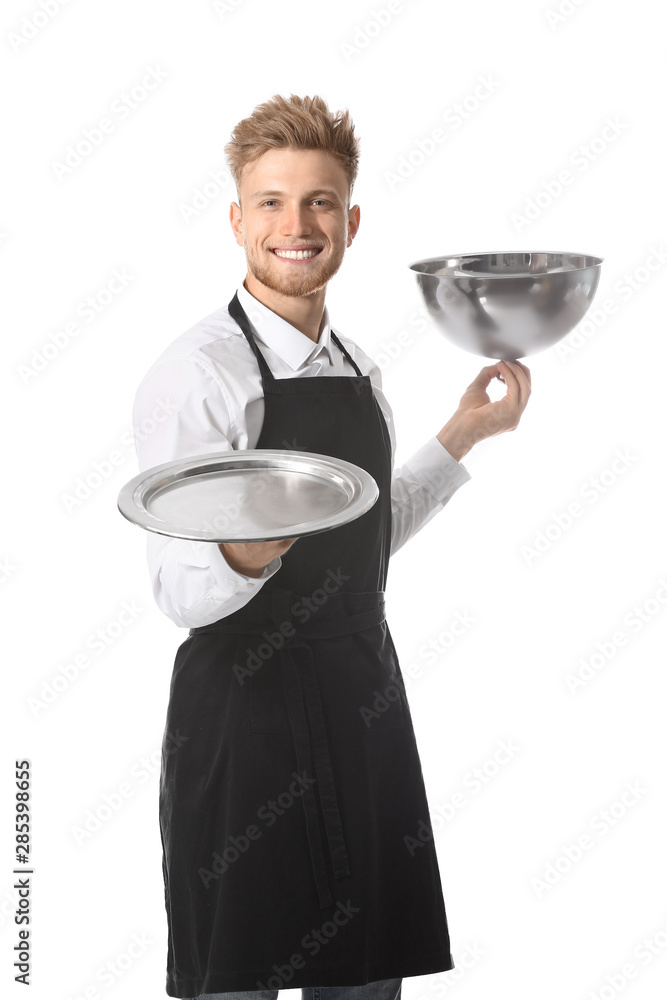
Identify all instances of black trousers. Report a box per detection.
[181,978,403,1000]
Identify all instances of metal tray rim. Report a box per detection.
[117,448,379,543]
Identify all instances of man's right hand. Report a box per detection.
[218,538,299,578]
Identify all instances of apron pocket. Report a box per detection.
[317,627,408,733]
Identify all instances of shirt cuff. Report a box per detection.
[402,435,472,504]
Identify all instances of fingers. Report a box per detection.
[497,360,531,411]
[467,364,501,390]
[509,359,531,388]
[496,361,519,403]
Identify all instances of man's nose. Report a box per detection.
[281,203,313,233]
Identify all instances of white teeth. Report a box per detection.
[274,248,320,260]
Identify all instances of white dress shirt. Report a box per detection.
[131,282,472,628]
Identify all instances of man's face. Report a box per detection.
[230,148,360,299]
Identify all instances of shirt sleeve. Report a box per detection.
[390,435,472,555]
[131,358,282,629]
[363,358,472,555]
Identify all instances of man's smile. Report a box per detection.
[269,245,324,262]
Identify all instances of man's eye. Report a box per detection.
[260,199,330,208]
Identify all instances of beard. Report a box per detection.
[243,236,347,298]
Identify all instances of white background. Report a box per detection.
[2,1,666,999]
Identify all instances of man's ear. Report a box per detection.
[230,202,244,246]
[347,204,361,246]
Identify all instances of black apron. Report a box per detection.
[159,292,455,998]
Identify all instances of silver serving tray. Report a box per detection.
[117,449,379,543]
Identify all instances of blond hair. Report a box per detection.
[225,93,360,206]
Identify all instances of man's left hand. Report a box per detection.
[436,360,532,462]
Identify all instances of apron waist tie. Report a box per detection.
[190,588,387,909]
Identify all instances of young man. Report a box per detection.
[132,94,531,1000]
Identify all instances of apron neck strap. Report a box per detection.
[228,291,275,383]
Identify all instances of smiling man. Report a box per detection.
[237,146,353,305]
[131,93,531,1000]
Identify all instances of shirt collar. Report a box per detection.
[236,282,335,370]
